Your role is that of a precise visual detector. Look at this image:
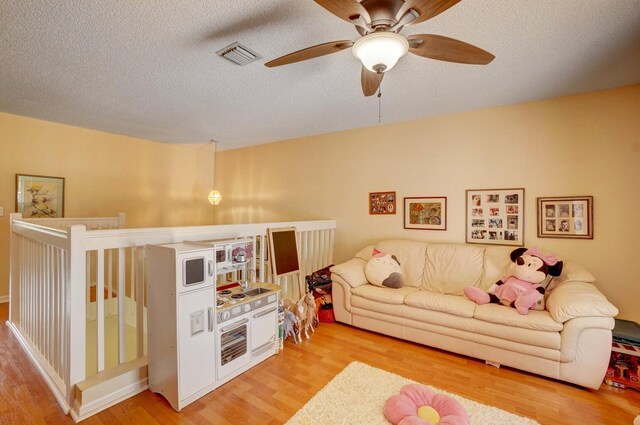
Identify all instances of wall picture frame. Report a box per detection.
[537,196,593,239]
[15,174,65,218]
[465,188,524,246]
[369,191,396,215]
[403,197,447,230]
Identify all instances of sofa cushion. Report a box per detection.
[375,240,428,288]
[351,284,419,305]
[472,320,561,350]
[351,296,405,320]
[423,244,484,295]
[330,258,368,288]
[354,244,376,262]
[404,291,476,318]
[473,304,563,332]
[480,246,513,290]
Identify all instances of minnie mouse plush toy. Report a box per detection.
[464,247,563,315]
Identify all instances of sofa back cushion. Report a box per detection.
[375,240,428,288]
[423,244,484,295]
[480,246,514,289]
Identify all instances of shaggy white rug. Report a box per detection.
[286,362,540,425]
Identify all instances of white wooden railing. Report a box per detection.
[8,213,336,421]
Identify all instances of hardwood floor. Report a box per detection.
[1,302,639,425]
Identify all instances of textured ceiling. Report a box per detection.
[1,1,639,151]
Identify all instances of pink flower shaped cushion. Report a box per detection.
[384,384,469,425]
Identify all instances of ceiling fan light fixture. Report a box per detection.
[352,32,409,73]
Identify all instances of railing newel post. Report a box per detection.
[67,224,87,407]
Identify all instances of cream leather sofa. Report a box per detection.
[330,240,618,389]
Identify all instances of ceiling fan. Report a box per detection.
[265,0,495,96]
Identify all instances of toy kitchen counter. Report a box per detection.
[214,282,281,387]
[145,240,282,412]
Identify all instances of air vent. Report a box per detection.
[216,42,261,66]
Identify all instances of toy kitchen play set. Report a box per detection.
[145,238,280,411]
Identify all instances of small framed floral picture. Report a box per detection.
[403,197,447,230]
[466,188,524,246]
[16,174,65,218]
[537,196,593,239]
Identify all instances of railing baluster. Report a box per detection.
[118,248,126,364]
[301,231,309,283]
[107,248,113,315]
[46,244,52,365]
[97,249,105,372]
[60,248,67,380]
[86,251,92,304]
[136,247,145,357]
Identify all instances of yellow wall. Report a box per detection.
[0,112,215,298]
[2,86,638,322]
[215,85,640,322]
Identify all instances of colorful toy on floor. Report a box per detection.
[294,293,314,340]
[303,291,318,328]
[605,348,639,391]
[464,247,563,315]
[384,384,469,425]
[282,310,300,344]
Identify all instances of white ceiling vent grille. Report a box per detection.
[216,42,261,66]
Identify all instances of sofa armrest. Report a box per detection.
[330,258,369,288]
[560,316,615,362]
[546,281,618,324]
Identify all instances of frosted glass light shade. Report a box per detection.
[352,32,409,73]
[208,189,222,206]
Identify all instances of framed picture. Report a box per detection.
[369,191,396,215]
[466,188,524,246]
[403,197,447,230]
[15,174,65,218]
[537,196,593,239]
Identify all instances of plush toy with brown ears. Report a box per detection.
[464,247,563,315]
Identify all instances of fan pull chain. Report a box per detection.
[377,87,383,124]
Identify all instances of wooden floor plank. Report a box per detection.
[2,302,639,424]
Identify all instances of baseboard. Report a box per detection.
[5,321,71,414]
[71,380,148,423]
[72,357,148,422]
[0,295,9,304]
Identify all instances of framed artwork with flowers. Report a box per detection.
[15,174,65,218]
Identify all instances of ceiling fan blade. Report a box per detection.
[408,34,495,64]
[361,66,384,97]
[314,0,371,24]
[397,0,461,25]
[265,40,354,68]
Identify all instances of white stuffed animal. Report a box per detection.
[365,249,404,288]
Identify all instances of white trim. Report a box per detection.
[5,321,71,414]
[70,376,148,422]
[8,216,336,421]
[0,295,8,304]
